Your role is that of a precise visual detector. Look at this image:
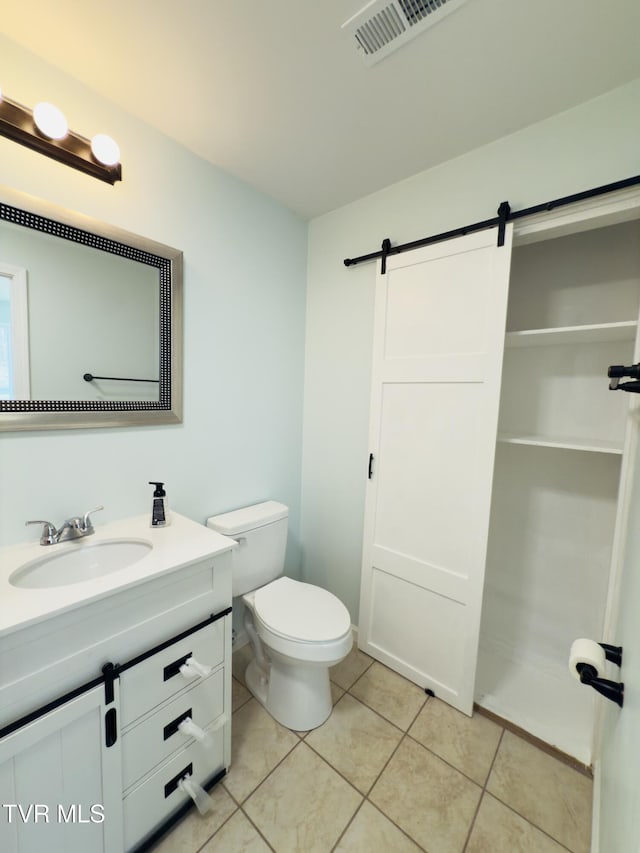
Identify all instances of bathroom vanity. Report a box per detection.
[0,513,235,852]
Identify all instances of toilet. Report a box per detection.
[207,501,352,730]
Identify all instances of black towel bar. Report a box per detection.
[83,373,159,384]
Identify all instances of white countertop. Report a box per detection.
[0,512,236,638]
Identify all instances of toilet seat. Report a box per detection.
[253,576,351,644]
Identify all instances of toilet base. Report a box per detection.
[245,656,333,731]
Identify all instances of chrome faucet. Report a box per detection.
[25,506,104,545]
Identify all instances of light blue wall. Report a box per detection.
[301,78,640,621]
[0,36,308,578]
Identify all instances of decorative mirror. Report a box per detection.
[0,186,182,431]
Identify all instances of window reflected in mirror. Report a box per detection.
[0,264,30,400]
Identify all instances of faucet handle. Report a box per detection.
[81,505,104,533]
[25,520,59,546]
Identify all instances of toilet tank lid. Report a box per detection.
[206,500,288,536]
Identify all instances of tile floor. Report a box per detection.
[152,643,593,853]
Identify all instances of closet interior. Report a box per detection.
[476,217,640,763]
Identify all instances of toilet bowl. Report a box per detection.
[243,576,352,729]
[206,502,352,730]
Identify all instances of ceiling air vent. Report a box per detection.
[342,0,469,66]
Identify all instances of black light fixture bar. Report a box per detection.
[0,95,121,185]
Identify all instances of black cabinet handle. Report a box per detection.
[164,708,192,741]
[163,652,192,682]
[165,763,193,798]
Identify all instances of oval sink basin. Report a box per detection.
[10,539,153,589]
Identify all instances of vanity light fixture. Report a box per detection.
[0,90,122,184]
[33,101,68,140]
[90,133,121,167]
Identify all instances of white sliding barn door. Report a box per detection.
[358,227,513,715]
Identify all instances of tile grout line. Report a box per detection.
[207,778,246,851]
[460,726,505,852]
[231,693,252,715]
[302,730,427,851]
[329,798,367,852]
[303,675,432,852]
[402,728,495,791]
[485,792,578,853]
[488,730,591,851]
[192,808,238,853]
[338,657,431,730]
[461,726,582,853]
[222,700,301,804]
[337,679,426,735]
[329,652,376,695]
[304,677,427,847]
[239,804,278,852]
[364,731,431,851]
[334,677,499,852]
[307,724,426,853]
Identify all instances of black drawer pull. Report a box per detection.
[163,652,192,682]
[163,708,192,741]
[164,763,193,798]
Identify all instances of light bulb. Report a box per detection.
[33,102,68,140]
[91,134,120,166]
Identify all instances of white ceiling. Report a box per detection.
[2,0,640,219]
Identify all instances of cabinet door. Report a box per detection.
[0,684,122,853]
[358,227,512,715]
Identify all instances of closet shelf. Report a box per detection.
[497,433,623,455]
[505,320,637,348]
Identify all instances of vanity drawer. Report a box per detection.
[123,721,226,852]
[122,667,225,791]
[119,617,226,728]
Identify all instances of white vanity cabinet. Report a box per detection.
[0,513,235,853]
[0,682,123,853]
[119,613,230,851]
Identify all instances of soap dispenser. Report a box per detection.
[149,481,170,527]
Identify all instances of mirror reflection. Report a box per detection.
[0,187,182,431]
[0,219,159,402]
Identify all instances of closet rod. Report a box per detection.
[343,173,640,269]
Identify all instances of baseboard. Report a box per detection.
[474,703,593,777]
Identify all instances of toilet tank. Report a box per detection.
[206,501,288,597]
